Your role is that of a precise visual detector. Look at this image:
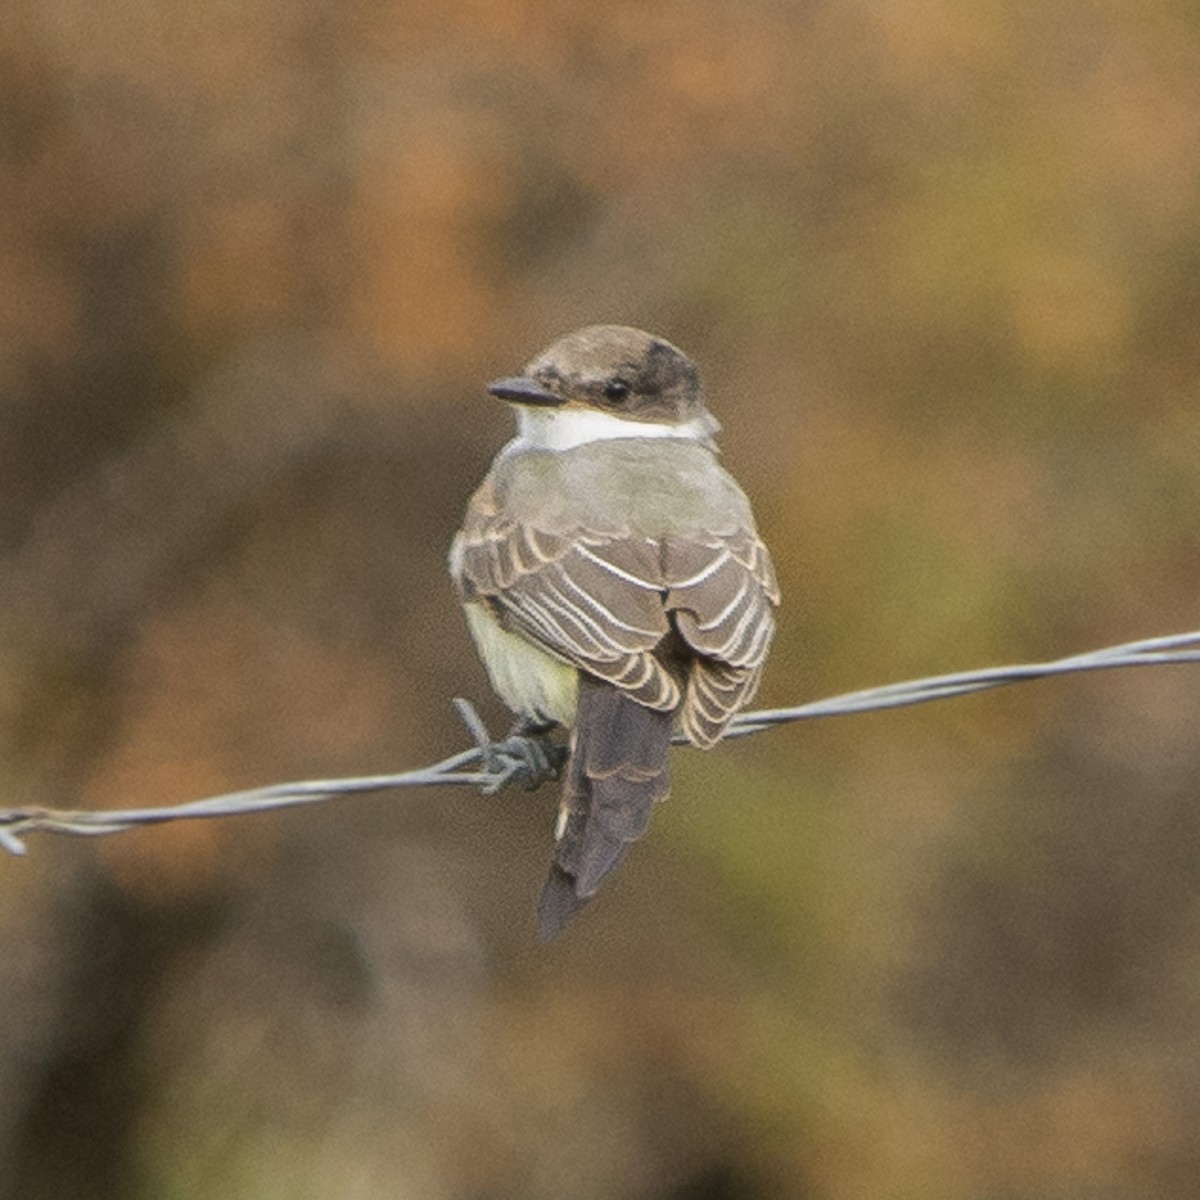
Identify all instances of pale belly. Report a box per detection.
[464,603,579,726]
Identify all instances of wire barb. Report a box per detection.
[452,698,566,794]
[0,826,28,856]
[2,627,1199,853]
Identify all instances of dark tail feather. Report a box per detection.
[536,676,673,940]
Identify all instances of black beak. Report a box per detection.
[486,376,563,407]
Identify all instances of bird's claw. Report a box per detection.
[452,699,566,794]
[492,733,567,794]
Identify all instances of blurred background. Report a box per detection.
[3,1,1200,1196]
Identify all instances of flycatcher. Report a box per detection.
[450,325,779,939]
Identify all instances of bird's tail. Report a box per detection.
[536,675,673,940]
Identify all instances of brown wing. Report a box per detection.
[452,474,779,735]
[663,530,779,747]
[452,489,681,710]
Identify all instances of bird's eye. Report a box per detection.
[604,379,630,403]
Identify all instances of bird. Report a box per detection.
[449,325,779,939]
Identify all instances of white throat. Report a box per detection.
[508,406,718,452]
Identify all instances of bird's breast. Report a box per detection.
[464,602,579,727]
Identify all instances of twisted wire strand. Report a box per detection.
[3,629,1198,854]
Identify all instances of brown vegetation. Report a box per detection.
[3,2,1200,1196]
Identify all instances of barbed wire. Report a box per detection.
[2,628,1199,856]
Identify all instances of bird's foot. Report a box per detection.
[452,699,567,794]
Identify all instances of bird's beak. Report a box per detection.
[487,376,563,407]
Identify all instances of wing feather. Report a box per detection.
[452,479,778,738]
[664,531,778,746]
[454,505,681,711]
